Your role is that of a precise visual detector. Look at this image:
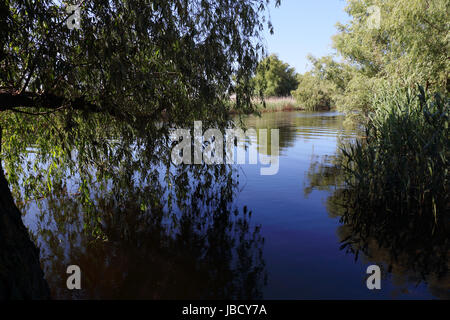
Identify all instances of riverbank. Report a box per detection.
[254,97,304,113]
[229,96,333,115]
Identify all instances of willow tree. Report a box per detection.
[0,0,279,299]
[292,55,353,111]
[332,0,449,115]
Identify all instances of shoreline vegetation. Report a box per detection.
[244,0,449,241]
[229,96,304,114]
[340,86,449,238]
[247,0,449,293]
[228,96,332,115]
[0,0,448,300]
[254,96,304,113]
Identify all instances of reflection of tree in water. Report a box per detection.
[6,113,266,299]
[243,111,352,155]
[304,153,449,299]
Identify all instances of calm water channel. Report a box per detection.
[20,111,444,299]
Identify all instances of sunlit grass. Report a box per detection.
[255,96,303,112]
[229,96,304,114]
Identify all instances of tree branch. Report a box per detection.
[0,91,101,113]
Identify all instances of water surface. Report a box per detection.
[20,111,443,299]
[236,111,438,299]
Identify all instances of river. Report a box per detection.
[19,111,443,299]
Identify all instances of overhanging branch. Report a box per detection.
[0,91,101,114]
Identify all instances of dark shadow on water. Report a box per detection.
[3,113,266,299]
[30,166,266,299]
[304,154,449,299]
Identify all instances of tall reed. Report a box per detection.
[340,86,449,237]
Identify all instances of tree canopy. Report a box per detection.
[253,54,298,97]
[0,0,280,299]
[292,0,449,116]
[338,0,448,111]
[292,55,353,111]
[1,0,280,123]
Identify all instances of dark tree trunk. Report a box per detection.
[0,90,100,111]
[0,164,50,299]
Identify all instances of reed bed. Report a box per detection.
[254,96,304,113]
[340,86,449,237]
[228,96,304,114]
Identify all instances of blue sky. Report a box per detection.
[263,0,351,74]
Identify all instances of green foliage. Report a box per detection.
[341,86,449,233]
[292,72,333,111]
[332,0,449,115]
[330,87,450,282]
[315,0,450,261]
[253,54,298,97]
[307,55,354,94]
[1,0,280,121]
[293,0,449,117]
[292,55,353,111]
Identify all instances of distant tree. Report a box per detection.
[253,54,298,97]
[292,72,333,111]
[292,55,352,111]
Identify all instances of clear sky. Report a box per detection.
[263,0,350,74]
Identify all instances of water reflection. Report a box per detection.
[242,111,354,155]
[305,155,449,299]
[6,114,266,299]
[4,110,446,299]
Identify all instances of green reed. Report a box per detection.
[340,86,449,237]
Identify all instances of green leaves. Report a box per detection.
[1,0,278,121]
[285,0,450,120]
[253,54,298,98]
[341,86,449,232]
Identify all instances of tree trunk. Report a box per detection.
[0,163,50,299]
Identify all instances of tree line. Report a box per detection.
[254,0,448,114]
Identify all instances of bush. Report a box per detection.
[291,72,334,111]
